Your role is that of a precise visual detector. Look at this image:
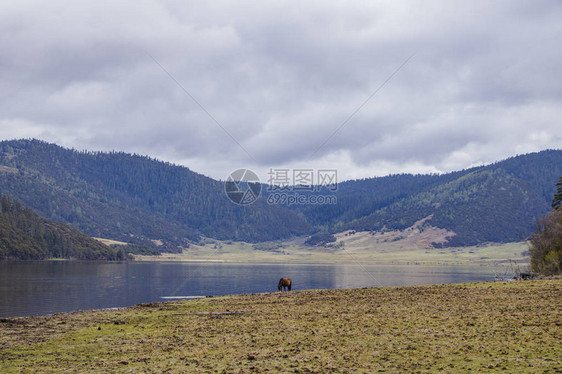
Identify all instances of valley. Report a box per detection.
[1,139,560,261]
[134,233,530,267]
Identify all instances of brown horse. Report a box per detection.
[278,278,292,291]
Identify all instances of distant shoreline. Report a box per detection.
[0,241,530,266]
[133,240,530,266]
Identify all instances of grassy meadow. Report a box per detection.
[135,234,530,267]
[1,280,560,373]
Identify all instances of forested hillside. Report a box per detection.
[0,194,123,260]
[0,139,560,249]
[0,139,311,249]
[293,151,562,246]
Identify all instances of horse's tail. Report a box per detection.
[288,279,292,291]
[278,278,283,291]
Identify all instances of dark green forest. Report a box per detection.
[335,168,550,246]
[0,194,124,260]
[1,139,561,253]
[0,139,311,251]
[272,151,562,246]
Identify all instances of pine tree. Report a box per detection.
[552,176,562,210]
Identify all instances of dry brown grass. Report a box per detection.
[92,237,129,246]
[1,280,560,373]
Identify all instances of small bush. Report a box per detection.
[305,233,336,246]
[118,244,160,256]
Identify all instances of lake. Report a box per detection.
[0,261,501,318]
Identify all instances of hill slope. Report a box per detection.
[0,139,311,249]
[0,194,123,260]
[1,139,560,248]
[294,150,562,246]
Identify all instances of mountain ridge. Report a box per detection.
[293,150,561,246]
[0,139,312,249]
[0,139,560,249]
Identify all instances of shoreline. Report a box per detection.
[133,240,530,266]
[1,279,560,372]
[1,241,530,266]
[1,275,524,320]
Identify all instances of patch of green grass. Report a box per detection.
[1,280,560,372]
[137,238,530,266]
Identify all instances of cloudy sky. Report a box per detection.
[1,0,561,181]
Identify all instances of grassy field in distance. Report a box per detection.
[93,237,129,246]
[135,234,530,267]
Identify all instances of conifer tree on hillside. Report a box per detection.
[552,176,562,210]
[0,194,124,260]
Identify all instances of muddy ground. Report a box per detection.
[1,280,560,373]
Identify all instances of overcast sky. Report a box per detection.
[1,0,561,181]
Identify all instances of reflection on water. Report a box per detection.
[331,264,497,289]
[0,261,497,318]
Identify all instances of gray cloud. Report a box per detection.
[1,0,561,181]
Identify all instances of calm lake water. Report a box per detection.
[0,261,499,318]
